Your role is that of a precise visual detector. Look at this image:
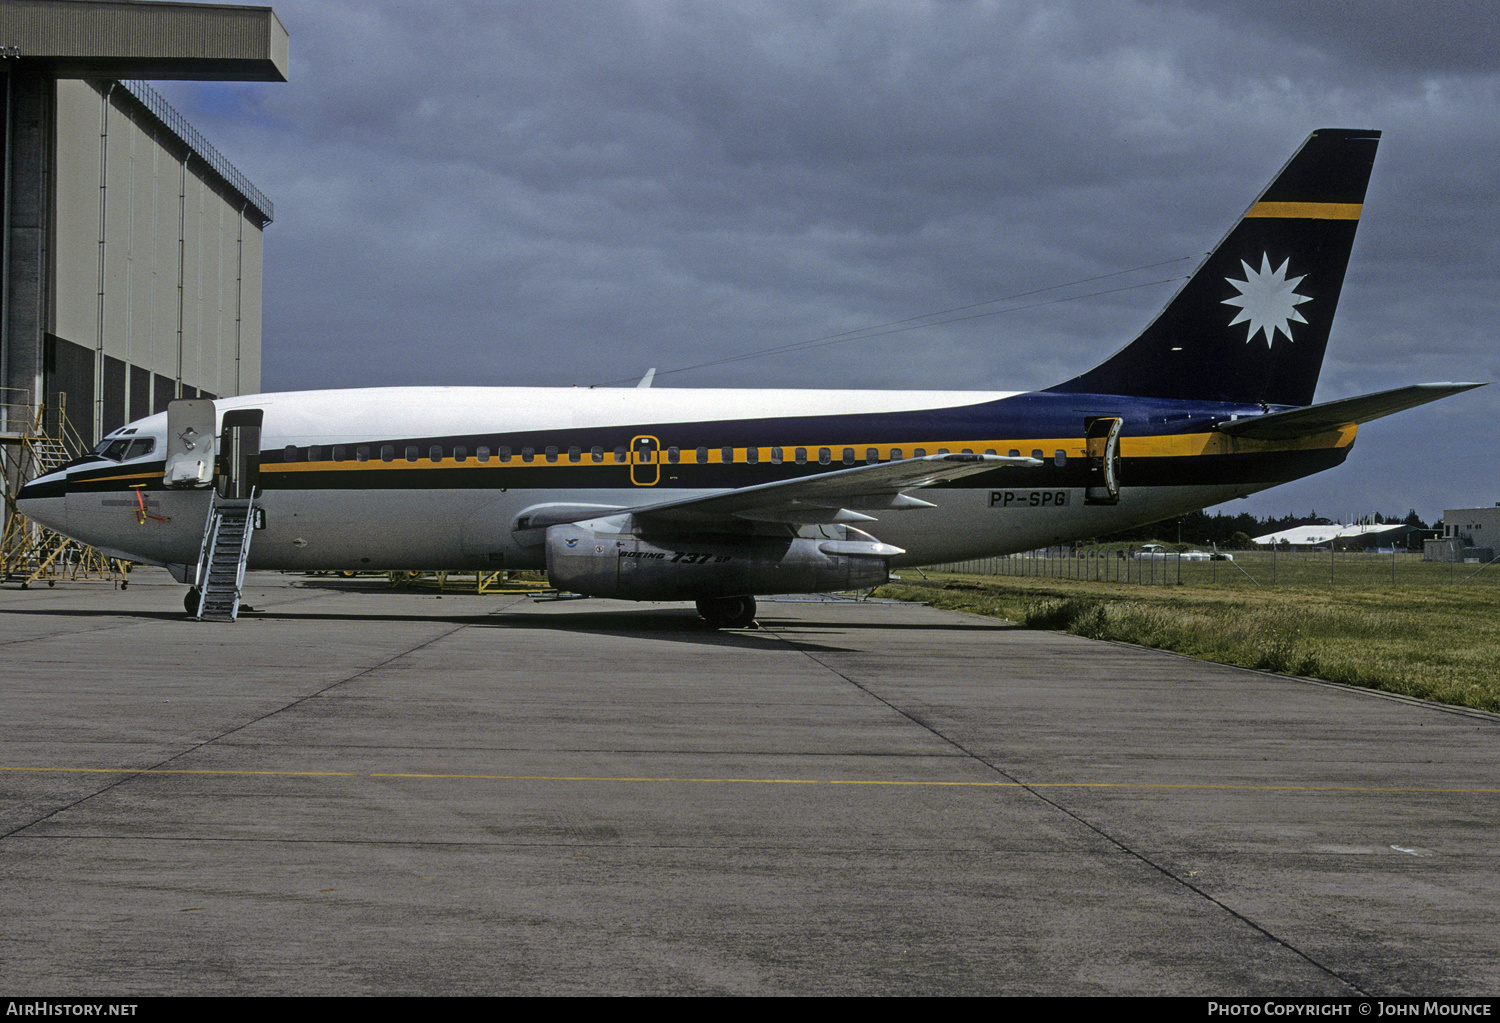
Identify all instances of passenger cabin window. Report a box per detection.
[284,445,299,462]
[695,447,708,463]
[937,447,949,455]
[914,448,927,458]
[1031,449,1043,460]
[1054,450,1067,466]
[746,447,759,464]
[405,445,419,462]
[429,445,442,462]
[818,448,831,465]
[866,448,878,462]
[356,446,370,462]
[544,446,558,462]
[477,446,490,462]
[308,445,321,462]
[890,448,903,461]
[592,446,604,463]
[795,448,807,465]
[843,448,855,464]
[615,447,628,463]
[522,447,535,463]
[333,445,346,461]
[770,447,782,464]
[1008,449,1020,457]
[721,447,733,464]
[568,446,581,463]
[496,445,510,462]
[454,446,467,462]
[381,445,395,462]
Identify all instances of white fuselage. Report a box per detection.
[21,384,1308,580]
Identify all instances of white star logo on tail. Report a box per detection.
[1222,254,1311,347]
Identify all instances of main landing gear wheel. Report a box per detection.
[696,594,757,629]
[183,587,201,616]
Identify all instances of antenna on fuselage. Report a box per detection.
[636,367,657,388]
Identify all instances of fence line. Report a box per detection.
[924,548,1500,588]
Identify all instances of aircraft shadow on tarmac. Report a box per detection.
[2,591,1022,654]
[473,607,832,649]
[0,606,192,623]
[166,603,862,652]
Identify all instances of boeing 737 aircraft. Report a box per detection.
[16,128,1483,625]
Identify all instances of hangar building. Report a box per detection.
[1,0,286,450]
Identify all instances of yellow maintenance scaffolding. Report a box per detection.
[386,570,553,594]
[1,389,129,589]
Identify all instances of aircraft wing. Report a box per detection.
[1215,383,1486,440]
[629,452,1039,526]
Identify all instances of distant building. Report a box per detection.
[1427,503,1500,562]
[1442,504,1500,547]
[1252,522,1416,550]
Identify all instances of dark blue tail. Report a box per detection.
[1049,128,1380,408]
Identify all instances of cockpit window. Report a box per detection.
[94,437,157,461]
[95,439,131,461]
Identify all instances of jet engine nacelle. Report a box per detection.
[544,517,902,600]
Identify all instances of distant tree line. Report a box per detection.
[1092,508,1432,549]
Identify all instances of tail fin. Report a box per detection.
[1048,128,1380,407]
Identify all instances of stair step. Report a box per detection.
[193,497,259,623]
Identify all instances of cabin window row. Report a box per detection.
[282,444,1070,466]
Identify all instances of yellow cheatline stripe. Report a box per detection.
[79,470,158,484]
[259,428,1355,476]
[1121,424,1356,458]
[69,426,1360,486]
[1245,201,1362,220]
[265,441,1058,473]
[3,766,1496,794]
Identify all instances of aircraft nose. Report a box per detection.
[16,471,68,532]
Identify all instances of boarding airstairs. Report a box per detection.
[191,490,258,621]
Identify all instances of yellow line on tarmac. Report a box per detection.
[372,774,1500,794]
[0,767,358,777]
[3,765,1498,794]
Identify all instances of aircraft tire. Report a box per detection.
[183,587,201,616]
[696,594,756,629]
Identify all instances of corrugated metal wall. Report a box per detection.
[51,78,263,440]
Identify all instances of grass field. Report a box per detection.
[878,552,1500,712]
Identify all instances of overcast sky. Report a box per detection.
[154,0,1500,524]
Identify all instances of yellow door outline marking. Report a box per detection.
[630,434,660,486]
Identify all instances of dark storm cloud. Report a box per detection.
[1159,0,1500,77]
[155,0,1499,519]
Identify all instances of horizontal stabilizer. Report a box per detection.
[1215,383,1485,439]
